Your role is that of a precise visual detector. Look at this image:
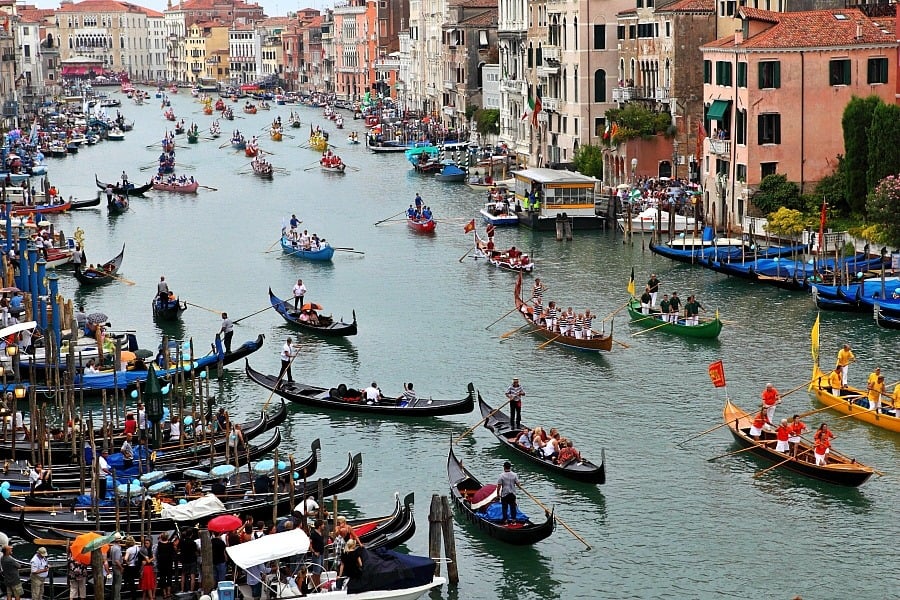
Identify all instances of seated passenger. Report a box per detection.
[556,438,582,464]
[515,427,533,451]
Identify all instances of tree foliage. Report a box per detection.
[764,207,806,237]
[572,144,603,179]
[865,175,900,247]
[751,174,801,214]
[815,155,848,214]
[866,102,900,200]
[606,105,672,143]
[841,95,880,213]
[473,109,500,135]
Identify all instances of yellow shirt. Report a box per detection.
[893,384,900,405]
[867,372,880,387]
[836,348,855,367]
[828,371,842,390]
[868,381,885,403]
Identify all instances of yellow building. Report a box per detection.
[185,21,228,83]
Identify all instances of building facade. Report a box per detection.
[497,0,527,162]
[332,0,375,100]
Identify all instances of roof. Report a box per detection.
[16,7,55,21]
[260,16,291,26]
[458,10,496,27]
[142,7,164,17]
[706,8,897,49]
[57,0,148,13]
[451,0,497,7]
[657,0,714,13]
[512,168,598,184]
[174,0,262,10]
[617,7,637,16]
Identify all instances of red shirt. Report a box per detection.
[124,419,137,436]
[776,424,789,442]
[761,388,779,407]
[752,414,768,429]
[814,429,834,448]
[789,421,806,437]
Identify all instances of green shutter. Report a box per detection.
[704,60,711,84]
[737,62,747,87]
[774,114,781,144]
[881,58,889,83]
[773,62,780,88]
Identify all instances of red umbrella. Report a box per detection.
[207,514,243,534]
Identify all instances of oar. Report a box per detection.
[333,248,365,255]
[374,210,406,226]
[109,273,136,286]
[630,321,671,337]
[32,538,70,547]
[517,484,591,550]
[485,307,522,330]
[753,449,810,478]
[611,339,631,349]
[599,298,632,322]
[184,301,222,315]
[707,442,773,462]
[233,305,275,324]
[836,404,880,420]
[678,418,739,447]
[199,185,218,191]
[537,334,563,350]
[458,246,475,263]
[218,142,230,149]
[779,377,819,400]
[500,324,531,339]
[454,398,512,444]
[262,345,302,410]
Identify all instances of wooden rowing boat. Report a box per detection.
[447,446,554,545]
[74,244,125,285]
[407,215,435,233]
[280,235,334,261]
[268,288,357,336]
[723,399,875,486]
[513,273,613,352]
[473,231,534,272]
[808,364,900,433]
[246,361,475,417]
[152,180,199,193]
[478,395,605,484]
[626,298,722,339]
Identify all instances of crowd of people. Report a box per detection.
[319,150,344,169]
[152,173,195,187]
[407,193,432,221]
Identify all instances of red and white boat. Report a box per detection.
[151,179,199,193]
[407,214,436,233]
[472,231,534,272]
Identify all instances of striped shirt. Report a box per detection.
[574,318,583,332]
[532,284,544,300]
[584,316,593,331]
[548,307,558,320]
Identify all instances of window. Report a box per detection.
[761,162,777,178]
[829,59,850,86]
[720,0,736,15]
[736,164,747,183]
[637,0,643,7]
[665,22,671,37]
[628,25,636,39]
[594,69,606,102]
[758,114,781,145]
[867,57,888,84]
[593,24,605,50]
[595,117,604,137]
[23,45,30,58]
[638,23,654,38]
[479,30,488,47]
[617,25,625,40]
[703,60,711,84]
[715,61,732,86]
[737,62,747,87]
[758,61,780,88]
[736,109,747,145]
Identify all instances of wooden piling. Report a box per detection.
[200,529,215,593]
[91,548,105,600]
[439,496,459,585]
[428,494,442,577]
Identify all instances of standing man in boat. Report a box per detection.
[647,274,660,307]
[669,292,682,321]
[292,279,307,311]
[497,461,520,525]
[505,378,525,429]
[279,337,296,384]
[761,383,780,423]
[157,276,170,304]
[836,344,855,386]
[219,313,234,354]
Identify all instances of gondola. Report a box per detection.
[106,194,129,214]
[246,360,475,416]
[809,364,900,433]
[355,493,417,550]
[478,395,605,484]
[95,175,153,196]
[280,235,334,261]
[723,400,875,487]
[268,288,357,337]
[874,303,900,329]
[10,200,71,216]
[811,286,861,312]
[74,244,125,285]
[69,196,102,210]
[407,214,436,233]
[447,446,555,545]
[152,295,188,321]
[513,273,613,352]
[626,298,722,339]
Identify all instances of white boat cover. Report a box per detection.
[160,493,226,521]
[226,528,310,569]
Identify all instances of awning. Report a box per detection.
[227,528,310,569]
[61,66,89,76]
[707,100,730,121]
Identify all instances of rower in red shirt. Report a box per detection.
[749,407,770,440]
[788,414,807,457]
[775,419,790,453]
[761,383,780,423]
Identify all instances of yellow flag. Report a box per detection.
[811,313,820,365]
[627,267,635,297]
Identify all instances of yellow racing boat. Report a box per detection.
[808,364,900,433]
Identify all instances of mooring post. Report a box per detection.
[200,529,215,593]
[440,495,459,585]
[428,494,443,577]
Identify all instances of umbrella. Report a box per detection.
[134,349,154,359]
[87,312,108,325]
[84,531,120,553]
[71,532,110,565]
[301,303,323,312]
[253,459,287,475]
[207,514,243,534]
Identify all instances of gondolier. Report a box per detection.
[836,344,855,385]
[292,279,307,311]
[280,337,296,383]
[220,313,234,354]
[505,378,525,428]
[72,244,84,269]
[497,461,520,525]
[647,274,660,307]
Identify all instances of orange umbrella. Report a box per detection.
[301,303,323,311]
[70,532,109,566]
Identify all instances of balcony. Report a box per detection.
[191,64,201,72]
[654,86,669,101]
[709,139,731,155]
[443,80,454,90]
[542,45,559,62]
[612,86,635,102]
[541,96,558,112]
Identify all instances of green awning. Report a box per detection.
[707,100,730,121]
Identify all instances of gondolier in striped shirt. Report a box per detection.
[583,310,594,339]
[546,302,558,332]
[505,378,525,429]
[531,278,544,303]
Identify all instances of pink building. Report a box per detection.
[333,0,376,101]
[700,7,897,224]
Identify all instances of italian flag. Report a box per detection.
[530,94,542,127]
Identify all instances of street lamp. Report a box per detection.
[5,344,18,381]
[631,157,638,184]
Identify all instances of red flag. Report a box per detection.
[696,121,707,166]
[531,94,542,128]
[463,218,476,234]
[708,360,726,388]
[817,198,827,253]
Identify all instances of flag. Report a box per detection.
[817,198,827,254]
[696,120,707,167]
[602,120,611,140]
[811,313,820,365]
[627,267,635,296]
[708,360,726,388]
[610,122,619,142]
[521,92,534,123]
[463,218,476,234]
[531,94,542,128]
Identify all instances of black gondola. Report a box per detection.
[812,287,861,312]
[69,196,101,210]
[874,303,900,329]
[152,295,188,321]
[268,288,357,337]
[245,360,474,417]
[95,174,153,196]
[355,492,417,550]
[447,446,554,545]
[478,395,605,484]
[74,244,125,285]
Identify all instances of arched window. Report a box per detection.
[573,16,578,50]
[594,69,606,102]
[477,61,485,88]
[664,59,670,88]
[562,17,566,49]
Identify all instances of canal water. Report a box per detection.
[27,91,897,599]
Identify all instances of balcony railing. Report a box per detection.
[541,96,558,111]
[542,45,559,62]
[709,139,731,155]
[612,86,634,102]
[654,86,669,101]
[443,80,455,90]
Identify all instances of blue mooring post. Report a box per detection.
[16,231,27,291]
[48,273,60,356]
[4,198,11,253]
[36,259,47,331]
[28,246,38,321]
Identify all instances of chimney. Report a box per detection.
[734,27,742,45]
[856,22,862,40]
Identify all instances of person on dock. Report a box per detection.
[121,434,134,469]
[761,383,780,423]
[29,546,49,600]
[647,274,660,307]
[836,344,855,385]
[497,461,520,525]
[505,378,525,429]
[220,312,234,354]
[108,536,123,600]
[279,337,296,384]
[292,279,307,311]
[2,544,22,600]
